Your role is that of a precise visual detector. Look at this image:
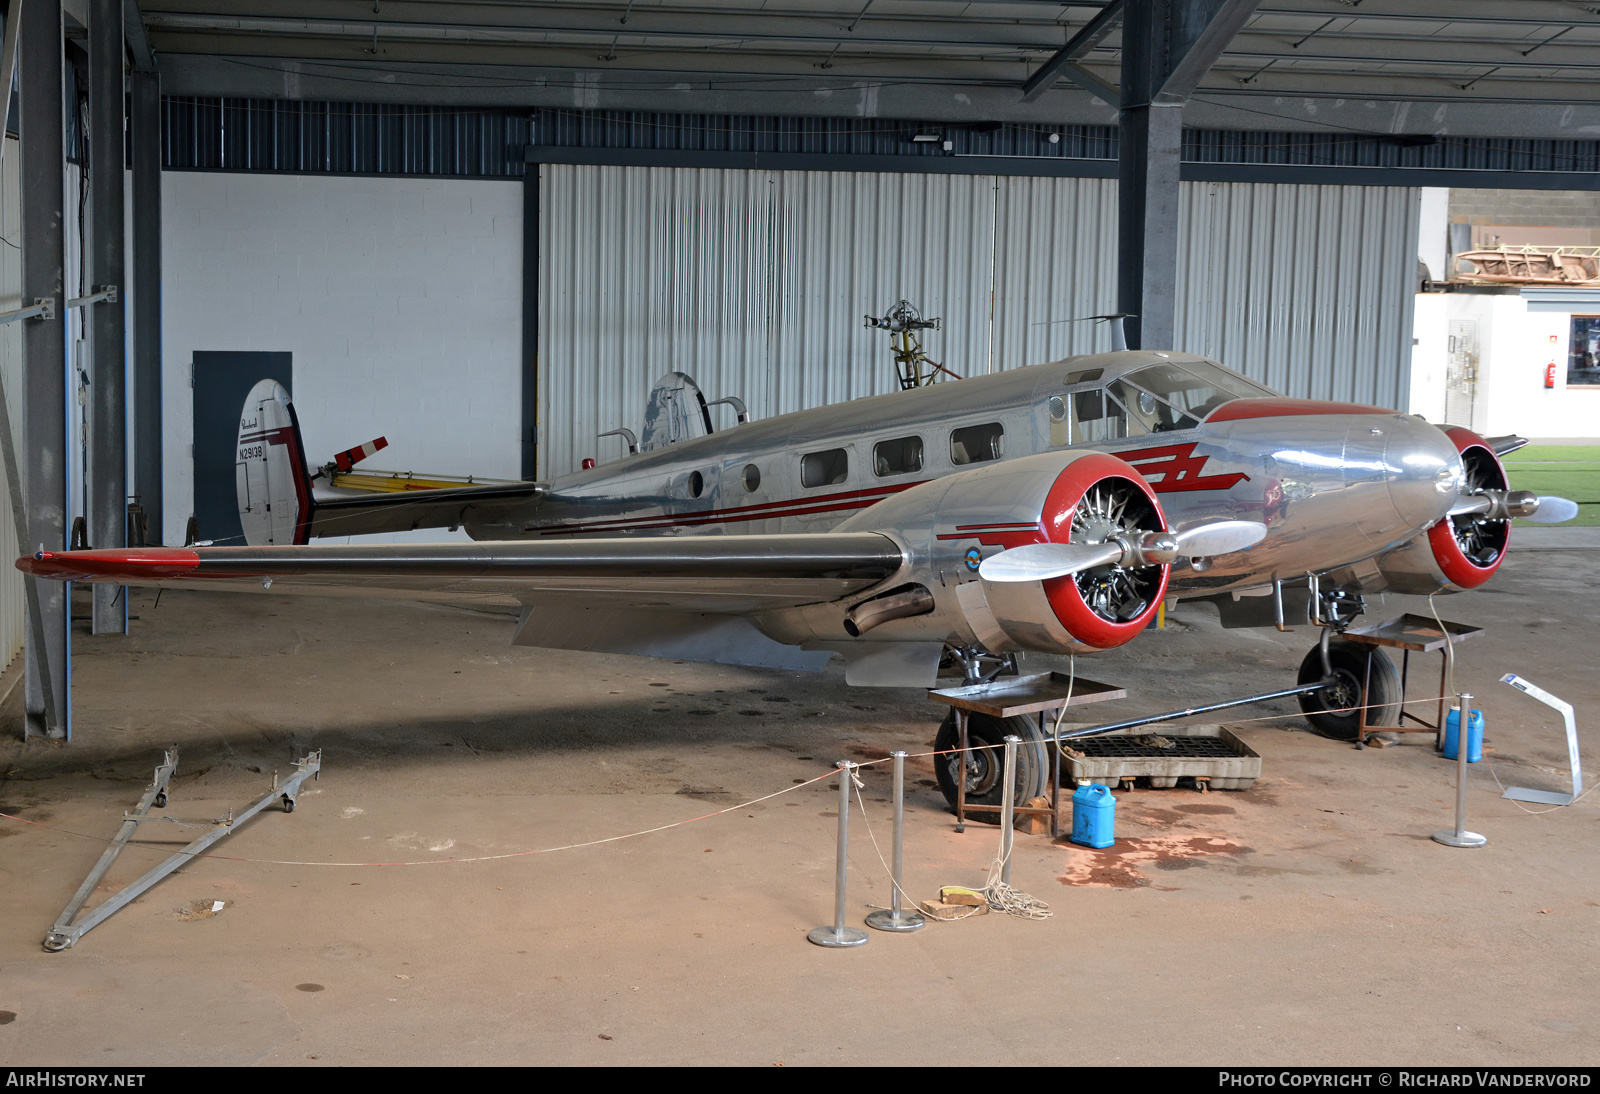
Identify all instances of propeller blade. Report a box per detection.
[1523,495,1581,524]
[1171,520,1268,559]
[1448,495,1493,518]
[978,541,1122,583]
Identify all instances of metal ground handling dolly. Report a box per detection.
[44,747,321,952]
[1340,613,1483,749]
[930,672,1126,836]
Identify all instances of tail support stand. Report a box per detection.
[44,749,322,952]
[865,751,925,933]
[809,762,869,948]
[1432,694,1487,848]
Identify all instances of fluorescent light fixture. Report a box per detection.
[910,133,941,142]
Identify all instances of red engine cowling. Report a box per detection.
[1377,426,1509,595]
[834,449,1171,655]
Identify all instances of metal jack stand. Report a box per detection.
[44,749,322,951]
[930,672,1126,835]
[1341,614,1483,749]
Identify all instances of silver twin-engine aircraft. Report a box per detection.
[20,350,1576,806]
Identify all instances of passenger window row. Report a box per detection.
[801,423,1005,488]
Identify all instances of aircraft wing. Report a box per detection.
[20,534,905,615]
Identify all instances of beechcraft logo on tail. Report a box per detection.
[1121,442,1250,493]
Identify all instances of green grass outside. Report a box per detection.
[1503,444,1600,527]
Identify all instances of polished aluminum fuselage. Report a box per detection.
[467,350,1462,600]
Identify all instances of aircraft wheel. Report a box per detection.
[933,709,1049,822]
[1296,639,1400,741]
[282,796,295,814]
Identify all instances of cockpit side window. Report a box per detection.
[1121,361,1273,432]
[1071,387,1143,444]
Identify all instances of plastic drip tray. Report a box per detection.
[1061,724,1261,790]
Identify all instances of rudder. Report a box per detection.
[236,379,314,546]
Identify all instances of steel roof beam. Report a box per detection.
[1019,0,1122,103]
[125,0,157,71]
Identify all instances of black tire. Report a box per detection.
[933,709,1050,821]
[1297,638,1401,741]
[282,796,295,814]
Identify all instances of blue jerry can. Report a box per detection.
[1071,783,1116,849]
[1443,709,1484,763]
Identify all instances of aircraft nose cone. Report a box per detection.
[1387,417,1463,531]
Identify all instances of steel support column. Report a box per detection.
[88,0,126,632]
[20,0,69,738]
[130,68,161,543]
[1117,0,1258,351]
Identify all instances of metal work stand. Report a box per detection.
[1341,613,1483,749]
[930,672,1126,836]
[44,748,321,952]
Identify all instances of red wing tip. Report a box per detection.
[18,548,202,582]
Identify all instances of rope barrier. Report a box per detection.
[0,684,1583,869]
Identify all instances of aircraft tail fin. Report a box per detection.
[236,379,315,546]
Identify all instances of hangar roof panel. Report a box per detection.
[134,2,1600,138]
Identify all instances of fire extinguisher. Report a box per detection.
[1545,362,1557,389]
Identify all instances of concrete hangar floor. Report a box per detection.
[0,547,1594,1066]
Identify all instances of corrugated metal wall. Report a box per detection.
[539,167,1420,480]
[1175,182,1420,410]
[0,137,24,671]
[539,165,998,478]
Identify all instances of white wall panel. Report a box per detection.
[161,172,522,546]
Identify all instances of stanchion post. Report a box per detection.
[866,751,926,933]
[1000,735,1019,886]
[809,762,869,948]
[1433,693,1487,848]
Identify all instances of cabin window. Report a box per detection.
[742,463,761,492]
[950,423,1004,465]
[873,436,923,477]
[801,448,850,488]
[688,471,704,498]
[1047,396,1070,447]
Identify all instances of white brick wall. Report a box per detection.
[161,171,523,545]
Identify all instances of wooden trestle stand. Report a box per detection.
[1339,613,1484,749]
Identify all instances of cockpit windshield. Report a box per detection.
[1114,360,1274,433]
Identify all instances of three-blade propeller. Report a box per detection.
[978,520,1267,584]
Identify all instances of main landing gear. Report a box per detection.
[1293,585,1400,741]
